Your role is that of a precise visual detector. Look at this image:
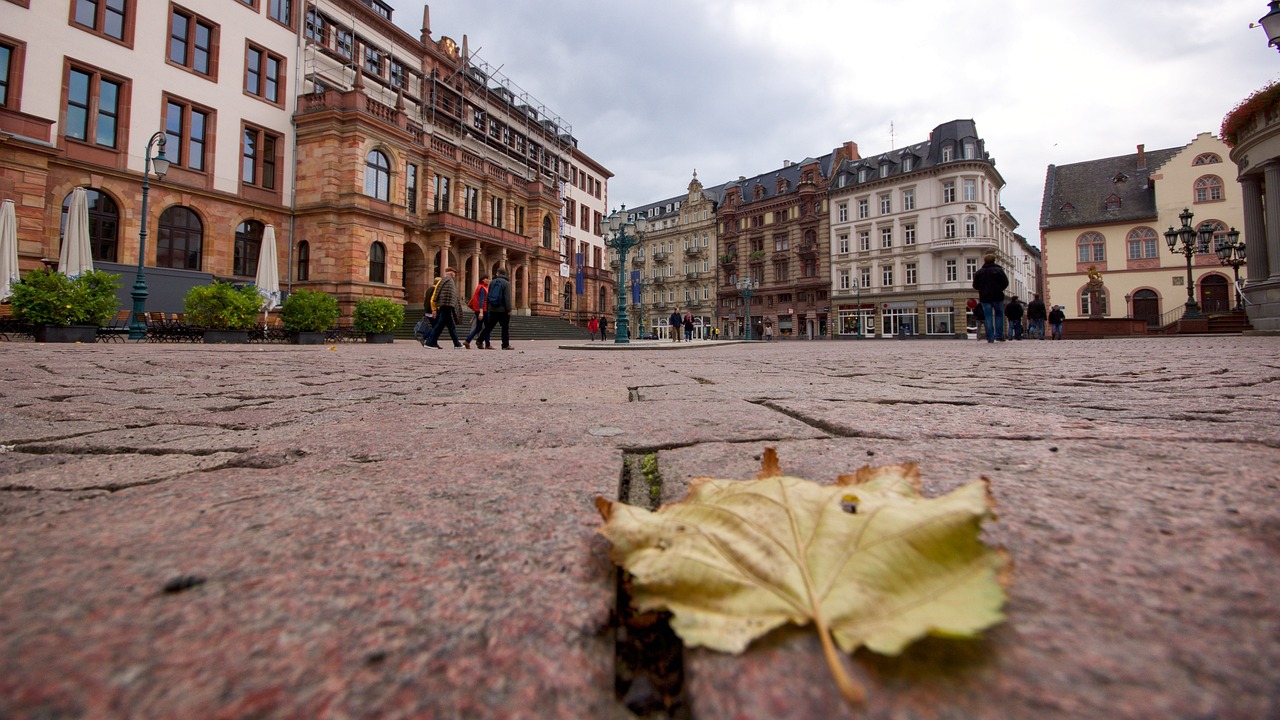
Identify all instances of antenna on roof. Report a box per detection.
[890,121,896,150]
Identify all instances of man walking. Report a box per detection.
[463,274,489,349]
[669,308,683,342]
[599,315,608,341]
[425,267,464,349]
[1049,305,1066,340]
[972,252,1009,343]
[478,267,513,350]
[1005,296,1025,340]
[1027,294,1047,340]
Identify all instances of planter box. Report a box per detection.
[291,331,326,345]
[365,332,395,344]
[203,330,250,344]
[34,325,98,343]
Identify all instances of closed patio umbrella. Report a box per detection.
[58,187,94,278]
[254,224,281,321]
[0,199,17,301]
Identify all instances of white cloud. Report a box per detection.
[391,0,1280,244]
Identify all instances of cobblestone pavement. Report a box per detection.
[0,336,1277,719]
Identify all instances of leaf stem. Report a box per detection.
[816,621,865,705]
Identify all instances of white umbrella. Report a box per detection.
[254,224,281,316]
[58,187,94,278]
[0,199,17,301]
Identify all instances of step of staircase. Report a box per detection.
[395,309,595,342]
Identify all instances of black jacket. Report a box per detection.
[1005,299,1024,321]
[1027,298,1047,320]
[972,261,1009,304]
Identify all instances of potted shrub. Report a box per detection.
[10,267,120,343]
[183,281,261,344]
[352,297,404,344]
[280,289,340,344]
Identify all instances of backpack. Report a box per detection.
[413,314,430,340]
[487,278,509,312]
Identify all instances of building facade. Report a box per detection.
[1040,133,1245,325]
[717,155,833,339]
[627,172,720,339]
[1223,81,1280,332]
[0,0,611,319]
[828,120,1027,338]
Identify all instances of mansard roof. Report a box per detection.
[830,119,997,191]
[1039,145,1181,230]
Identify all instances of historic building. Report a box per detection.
[626,172,721,339]
[1223,81,1280,332]
[0,0,298,309]
[1040,133,1245,325]
[717,155,834,339]
[0,0,611,318]
[828,120,1027,338]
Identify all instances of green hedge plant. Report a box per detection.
[280,289,340,332]
[183,282,261,330]
[352,297,404,334]
[9,267,121,326]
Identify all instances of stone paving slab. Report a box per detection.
[1,337,1278,719]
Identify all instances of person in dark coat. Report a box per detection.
[1005,297,1025,340]
[971,253,1009,343]
[424,267,463,349]
[1049,305,1067,340]
[669,308,683,342]
[1027,294,1047,340]
[478,267,513,349]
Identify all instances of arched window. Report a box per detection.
[369,241,386,283]
[1192,153,1221,166]
[157,206,203,269]
[563,281,573,310]
[61,188,120,263]
[1126,227,1158,260]
[1197,220,1228,252]
[964,216,977,238]
[943,218,957,239]
[296,240,310,281]
[1194,175,1223,203]
[1080,287,1109,316]
[1077,232,1105,263]
[598,286,607,313]
[543,275,552,303]
[542,216,553,248]
[233,220,264,276]
[364,150,390,201]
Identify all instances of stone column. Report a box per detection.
[1264,163,1280,281]
[1241,176,1267,284]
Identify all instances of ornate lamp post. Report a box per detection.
[1215,227,1246,310]
[1164,208,1214,320]
[854,277,863,339]
[737,277,758,340]
[602,206,647,343]
[1257,0,1280,50]
[129,131,170,340]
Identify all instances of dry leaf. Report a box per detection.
[595,448,1010,705]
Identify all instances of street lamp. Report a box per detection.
[854,277,863,339]
[1164,207,1214,320]
[1215,227,1246,310]
[737,277,758,340]
[1257,0,1280,51]
[602,206,646,343]
[129,131,170,340]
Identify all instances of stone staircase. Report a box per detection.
[1204,309,1254,334]
[395,308,595,342]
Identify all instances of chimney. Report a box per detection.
[1136,144,1146,170]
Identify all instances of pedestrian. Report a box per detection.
[669,308,682,342]
[966,297,984,341]
[1027,294,1047,340]
[1049,304,1066,340]
[478,266,513,349]
[424,267,464,349]
[463,274,490,349]
[599,315,608,341]
[764,319,774,342]
[419,276,444,346]
[972,252,1009,343]
[1005,297,1025,340]
[683,311,694,341]
[587,315,598,341]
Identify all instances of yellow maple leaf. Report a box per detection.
[595,448,1010,705]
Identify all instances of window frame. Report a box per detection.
[267,0,294,29]
[156,205,203,270]
[61,187,120,263]
[244,41,285,107]
[167,5,218,79]
[70,0,134,47]
[1126,226,1159,260]
[295,239,310,281]
[369,241,386,283]
[62,62,130,162]
[163,94,212,174]
[1076,232,1106,263]
[0,35,25,112]
[364,149,390,201]
[233,219,264,277]
[240,122,280,196]
[1193,175,1224,203]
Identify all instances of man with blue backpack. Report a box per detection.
[477,267,513,350]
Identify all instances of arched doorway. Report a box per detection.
[1200,275,1229,313]
[403,243,428,306]
[1132,289,1160,326]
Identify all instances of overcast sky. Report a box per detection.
[387,0,1279,245]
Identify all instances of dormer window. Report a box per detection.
[901,156,913,172]
[1061,202,1075,211]
[941,145,954,162]
[858,167,869,182]
[753,184,765,200]
[1113,173,1129,183]
[1104,194,1121,211]
[879,163,890,178]
[777,178,788,193]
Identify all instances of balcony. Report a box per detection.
[631,256,645,266]
[931,235,997,251]
[719,255,738,266]
[652,251,670,261]
[797,244,820,258]
[686,272,700,281]
[652,276,666,285]
[685,246,705,257]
